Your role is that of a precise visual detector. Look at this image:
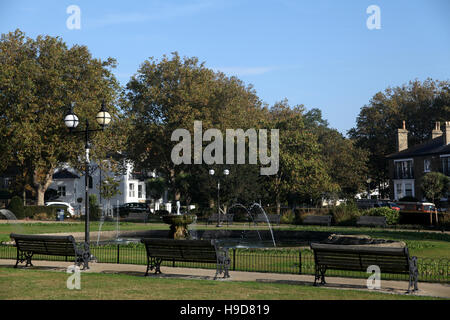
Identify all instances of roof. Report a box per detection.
[386,135,450,159]
[52,169,80,179]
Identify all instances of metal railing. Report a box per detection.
[0,244,448,283]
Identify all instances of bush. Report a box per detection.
[7,196,25,219]
[89,194,101,221]
[154,209,170,216]
[329,202,361,226]
[280,211,294,224]
[23,205,67,220]
[293,208,332,224]
[366,207,400,225]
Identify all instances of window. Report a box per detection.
[405,183,413,197]
[394,160,413,179]
[57,186,66,197]
[442,156,450,176]
[396,183,403,199]
[424,159,431,173]
[129,183,135,197]
[138,185,143,199]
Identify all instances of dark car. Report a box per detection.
[116,202,150,217]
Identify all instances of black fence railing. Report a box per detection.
[1,244,448,284]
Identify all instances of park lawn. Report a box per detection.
[0,221,165,243]
[0,267,439,300]
[1,222,449,259]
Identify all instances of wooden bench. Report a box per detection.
[254,213,281,225]
[10,233,89,269]
[302,215,332,226]
[141,238,231,279]
[310,242,419,292]
[206,213,234,226]
[357,216,387,228]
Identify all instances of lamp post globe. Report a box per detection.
[209,169,215,176]
[95,101,111,128]
[64,103,79,129]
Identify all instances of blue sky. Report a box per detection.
[1,0,449,134]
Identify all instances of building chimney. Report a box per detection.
[432,121,442,139]
[396,120,408,152]
[444,121,450,145]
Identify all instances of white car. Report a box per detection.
[45,202,76,216]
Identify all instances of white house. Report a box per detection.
[49,161,148,215]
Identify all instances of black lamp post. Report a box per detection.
[64,101,111,269]
[209,168,230,227]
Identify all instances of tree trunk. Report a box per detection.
[33,168,54,206]
[276,197,281,215]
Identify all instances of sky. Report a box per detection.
[1,0,449,134]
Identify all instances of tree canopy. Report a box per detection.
[0,29,126,204]
[349,79,450,194]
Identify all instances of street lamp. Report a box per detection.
[209,168,230,227]
[64,101,112,269]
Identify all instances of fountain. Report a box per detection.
[161,201,197,239]
[0,209,17,221]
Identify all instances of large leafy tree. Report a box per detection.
[123,53,266,204]
[348,79,450,196]
[304,108,368,198]
[0,29,125,205]
[263,101,337,213]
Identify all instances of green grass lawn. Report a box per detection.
[0,267,440,300]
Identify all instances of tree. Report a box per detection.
[263,101,337,213]
[0,29,125,205]
[304,108,368,198]
[420,172,450,206]
[99,175,121,215]
[123,52,265,204]
[349,79,450,195]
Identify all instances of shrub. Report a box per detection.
[366,207,400,225]
[89,194,101,221]
[23,205,67,220]
[280,211,294,224]
[154,209,170,216]
[329,202,361,226]
[7,196,25,219]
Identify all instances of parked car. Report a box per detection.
[395,202,436,214]
[375,202,400,211]
[45,201,76,216]
[116,202,150,217]
[356,199,399,211]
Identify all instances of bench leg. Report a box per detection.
[314,265,326,286]
[15,251,34,268]
[145,257,162,276]
[408,256,419,293]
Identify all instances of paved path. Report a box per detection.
[1,259,449,299]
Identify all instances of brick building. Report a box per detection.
[386,121,450,201]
